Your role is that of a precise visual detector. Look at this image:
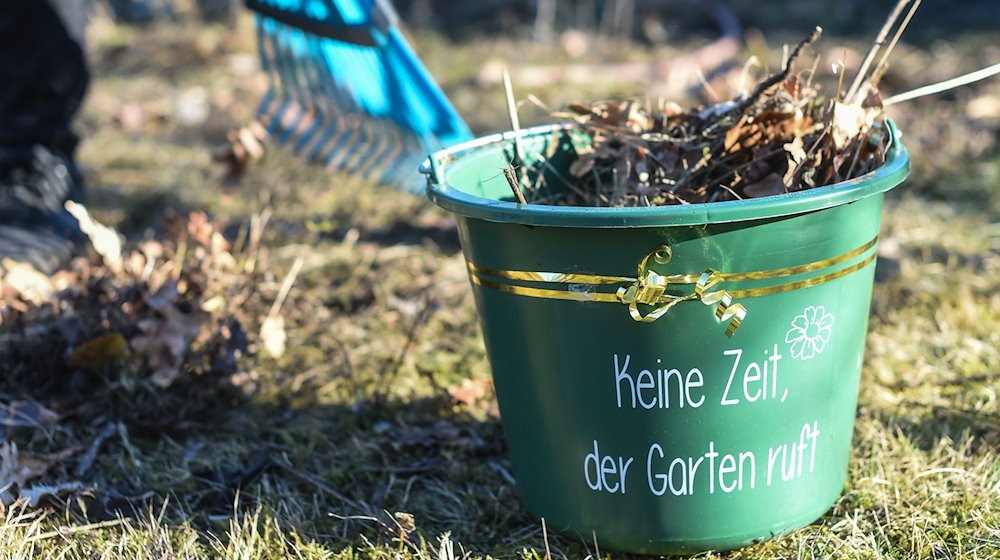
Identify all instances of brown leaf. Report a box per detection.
[447,378,499,418]
[186,212,214,247]
[447,378,492,408]
[394,511,416,533]
[2,401,59,440]
[0,442,52,506]
[68,333,131,370]
[131,304,205,388]
[1,260,54,306]
[214,122,269,182]
[723,115,762,152]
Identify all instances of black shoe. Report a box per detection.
[0,145,85,274]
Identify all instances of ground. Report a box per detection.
[0,3,997,559]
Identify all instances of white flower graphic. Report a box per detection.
[785,306,835,360]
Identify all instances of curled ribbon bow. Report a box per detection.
[614,245,747,336]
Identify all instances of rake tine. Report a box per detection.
[253,16,278,122]
[287,30,329,155]
[381,126,424,190]
[341,114,382,175]
[376,128,414,187]
[301,35,352,163]
[360,117,401,181]
[272,23,312,145]
[310,39,367,165]
[324,114,364,171]
[354,49,400,176]
[273,22,318,147]
[353,116,392,178]
[332,45,376,171]
[259,18,299,138]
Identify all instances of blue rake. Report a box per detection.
[244,0,473,192]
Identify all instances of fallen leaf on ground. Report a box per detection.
[447,378,493,408]
[0,442,53,507]
[2,401,59,440]
[1,260,54,306]
[65,201,124,275]
[394,511,416,533]
[132,303,205,388]
[20,482,87,507]
[68,333,130,369]
[259,315,286,358]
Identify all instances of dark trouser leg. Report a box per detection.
[0,0,90,163]
[0,1,90,272]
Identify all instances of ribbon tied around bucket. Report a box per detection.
[614,245,746,336]
[465,235,878,339]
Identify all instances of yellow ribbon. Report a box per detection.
[466,236,878,338]
[610,246,746,335]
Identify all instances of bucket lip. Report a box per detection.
[423,120,910,227]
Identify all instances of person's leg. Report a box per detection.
[0,0,90,273]
[0,0,89,161]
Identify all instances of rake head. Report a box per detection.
[245,0,472,192]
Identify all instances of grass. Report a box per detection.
[1,6,998,559]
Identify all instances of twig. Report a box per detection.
[735,26,822,114]
[804,53,822,89]
[695,66,721,102]
[503,164,527,204]
[845,137,866,180]
[845,0,911,102]
[502,68,528,204]
[737,55,761,96]
[74,423,118,477]
[25,518,126,544]
[718,184,744,200]
[868,0,922,89]
[541,517,552,560]
[884,62,1000,105]
[265,256,304,322]
[272,456,363,510]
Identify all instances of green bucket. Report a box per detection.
[423,122,909,554]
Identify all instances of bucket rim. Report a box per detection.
[422,119,909,227]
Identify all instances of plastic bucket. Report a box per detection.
[423,122,909,554]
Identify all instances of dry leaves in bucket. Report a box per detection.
[503,1,1000,208]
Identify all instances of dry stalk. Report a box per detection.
[884,63,1000,105]
[502,68,528,204]
[846,0,911,102]
[868,0,923,89]
[734,26,822,114]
